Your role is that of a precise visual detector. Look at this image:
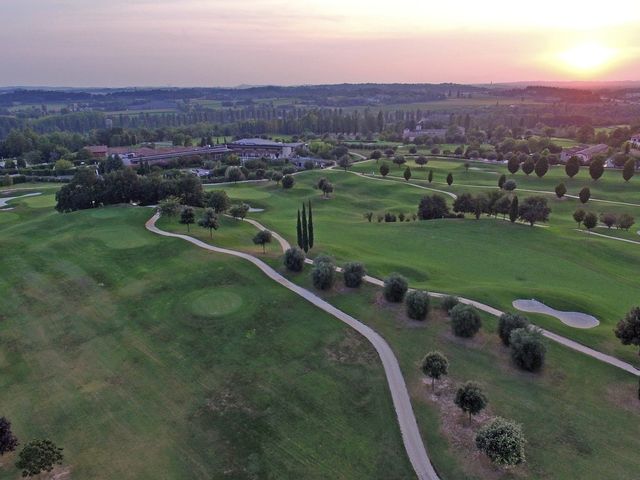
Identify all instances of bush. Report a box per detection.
[502,179,517,191]
[497,313,530,346]
[441,295,459,312]
[311,258,336,290]
[421,351,449,390]
[406,290,430,320]
[282,175,295,189]
[455,382,488,421]
[509,327,546,371]
[383,273,408,303]
[450,304,482,338]
[475,417,526,467]
[284,247,306,272]
[343,262,367,288]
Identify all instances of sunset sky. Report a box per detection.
[2,0,639,87]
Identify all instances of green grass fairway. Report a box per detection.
[0,202,414,479]
[206,168,640,364]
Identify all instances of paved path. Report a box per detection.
[331,170,458,199]
[0,192,41,209]
[146,213,441,480]
[576,229,640,246]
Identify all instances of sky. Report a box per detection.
[1,0,639,87]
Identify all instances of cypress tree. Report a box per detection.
[296,209,303,249]
[301,203,309,252]
[308,200,314,249]
[509,195,519,223]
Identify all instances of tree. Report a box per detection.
[2,174,13,187]
[296,209,303,249]
[383,273,408,303]
[284,247,306,272]
[54,159,73,170]
[600,212,617,229]
[510,327,546,371]
[421,351,449,391]
[441,295,459,313]
[583,211,597,230]
[503,179,517,191]
[311,255,336,290]
[494,195,511,219]
[338,155,351,171]
[534,157,549,178]
[301,203,309,252]
[191,204,217,237]
[614,307,640,355]
[475,418,526,467]
[224,165,245,183]
[343,262,366,288]
[509,195,519,223]
[573,208,586,227]
[518,196,551,226]
[498,313,529,346]
[446,172,453,186]
[371,150,382,161]
[522,158,534,175]
[565,156,580,178]
[415,156,428,168]
[579,186,590,204]
[179,206,195,232]
[206,190,230,213]
[307,201,314,249]
[406,290,430,321]
[428,169,434,183]
[15,439,63,478]
[453,193,475,214]
[589,158,605,181]
[252,229,272,253]
[417,194,450,220]
[320,180,334,198]
[0,417,18,456]
[393,155,406,168]
[617,213,635,231]
[281,175,295,189]
[455,382,488,423]
[158,196,181,217]
[272,171,283,184]
[403,166,412,181]
[507,156,520,174]
[464,162,470,173]
[104,154,124,173]
[229,203,249,220]
[379,163,390,177]
[498,174,506,189]
[450,304,482,338]
[554,182,567,198]
[623,159,635,182]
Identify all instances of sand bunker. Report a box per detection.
[512,299,599,329]
[0,192,41,209]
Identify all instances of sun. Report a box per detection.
[557,42,617,74]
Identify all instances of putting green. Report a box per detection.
[188,288,244,317]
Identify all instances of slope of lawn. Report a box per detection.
[0,202,414,479]
[206,170,640,365]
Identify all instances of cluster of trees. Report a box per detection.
[573,208,635,231]
[296,201,314,253]
[283,248,368,291]
[0,417,64,478]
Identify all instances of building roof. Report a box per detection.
[231,138,303,148]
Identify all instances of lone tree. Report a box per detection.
[301,203,309,252]
[446,172,454,186]
[565,156,580,178]
[380,163,390,177]
[338,155,351,171]
[518,196,551,226]
[383,273,408,303]
[252,229,272,253]
[455,382,488,423]
[281,175,295,189]
[579,186,591,204]
[589,157,605,181]
[623,158,635,182]
[509,195,519,223]
[421,351,449,391]
[522,158,535,176]
[509,327,546,371]
[284,247,306,272]
[296,209,303,249]
[343,262,366,288]
[15,439,64,478]
[498,313,530,346]
[507,156,520,174]
[371,150,382,161]
[554,182,567,199]
[179,206,195,232]
[415,156,428,168]
[583,211,598,231]
[403,166,412,181]
[206,190,231,213]
[311,256,336,290]
[617,213,635,231]
[573,208,586,227]
[614,306,640,355]
[307,201,314,249]
[158,196,182,217]
[498,174,507,189]
[0,417,18,456]
[393,155,406,169]
[450,304,482,338]
[428,169,434,183]
[475,418,526,467]
[534,157,549,178]
[406,290,430,321]
[198,208,219,238]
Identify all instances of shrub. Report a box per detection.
[579,186,590,204]
[455,382,488,422]
[406,290,430,321]
[509,327,546,371]
[498,313,530,346]
[450,304,482,338]
[284,247,306,272]
[475,417,526,467]
[555,182,567,198]
[383,273,408,303]
[441,295,460,312]
[600,212,617,229]
[421,351,449,390]
[583,211,597,230]
[502,179,517,191]
[343,262,367,288]
[311,257,336,290]
[281,175,295,189]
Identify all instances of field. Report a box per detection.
[0,194,414,479]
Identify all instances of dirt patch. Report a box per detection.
[204,389,254,415]
[605,381,640,413]
[418,377,529,479]
[326,329,378,366]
